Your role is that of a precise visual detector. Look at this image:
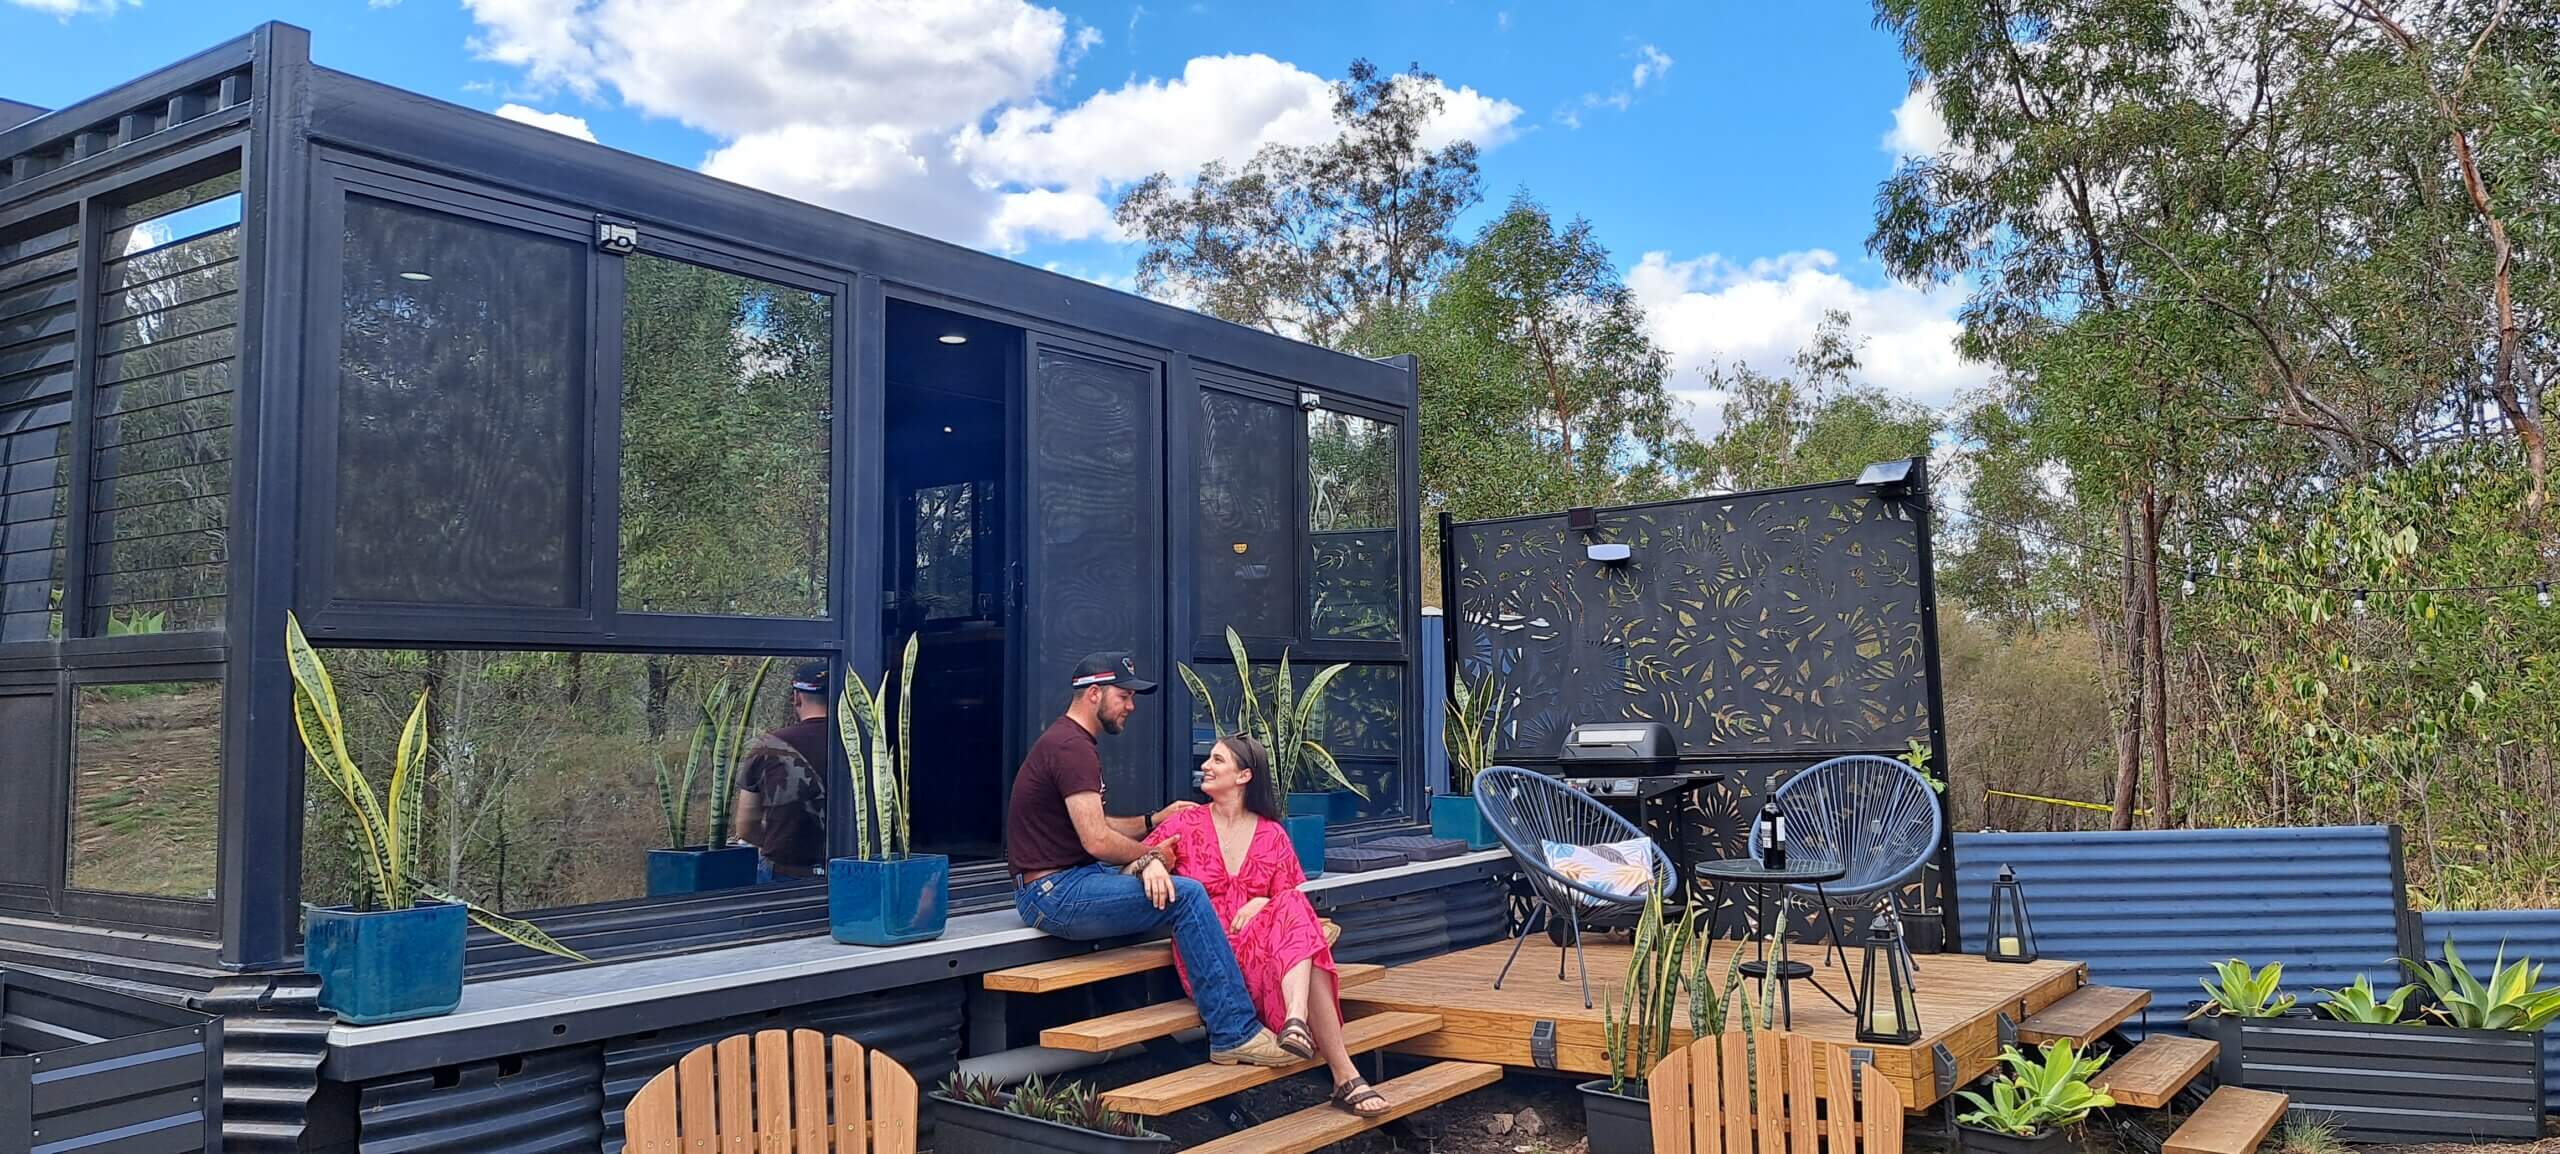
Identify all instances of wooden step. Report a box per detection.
[1181,1061,1504,1154]
[1040,963,1387,1051]
[2017,984,2150,1045]
[984,920,1339,994]
[2091,1035,2218,1109]
[1100,1010,1443,1116]
[2164,1086,2288,1154]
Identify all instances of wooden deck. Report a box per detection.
[1343,938,2087,1108]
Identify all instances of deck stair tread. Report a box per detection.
[2163,1086,2289,1154]
[1099,1010,1443,1116]
[1040,964,1385,1051]
[2090,1035,2218,1109]
[985,920,1338,994]
[1178,1061,1503,1154]
[2016,984,2149,1045]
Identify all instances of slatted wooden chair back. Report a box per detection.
[1646,1029,1904,1154]
[624,1028,918,1154]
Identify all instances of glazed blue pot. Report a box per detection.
[1287,790,1358,824]
[305,900,467,1025]
[829,854,950,946]
[646,844,760,896]
[1283,812,1327,879]
[1431,792,1499,851]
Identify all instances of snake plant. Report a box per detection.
[2314,974,2417,1024]
[1955,1040,2117,1136]
[1442,666,1509,795]
[285,613,587,961]
[2401,937,2560,1031]
[837,634,920,860]
[1603,887,1706,1093]
[2190,958,2296,1018]
[1179,626,1362,814]
[654,658,775,850]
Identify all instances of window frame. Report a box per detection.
[56,659,225,935]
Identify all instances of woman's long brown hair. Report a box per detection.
[1219,733,1284,822]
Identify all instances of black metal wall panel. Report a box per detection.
[0,969,219,1154]
[196,975,331,1154]
[0,693,57,891]
[597,979,964,1153]
[355,1045,604,1154]
[1323,876,1509,968]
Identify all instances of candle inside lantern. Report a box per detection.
[1868,1006,1900,1035]
[1997,935,2021,955]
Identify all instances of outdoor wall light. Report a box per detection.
[1855,912,1922,1044]
[1299,390,1323,411]
[1984,863,2038,963]
[1586,542,1632,564]
[938,333,968,345]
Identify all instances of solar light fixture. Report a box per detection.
[1855,913,1923,1044]
[1857,457,1916,496]
[1984,864,2037,963]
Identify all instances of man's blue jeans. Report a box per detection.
[1015,863,1263,1050]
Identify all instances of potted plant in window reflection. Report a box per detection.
[1432,666,1507,850]
[646,658,775,896]
[829,633,949,946]
[1179,627,1365,878]
[287,614,589,1024]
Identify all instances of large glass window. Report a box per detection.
[298,649,816,914]
[911,482,977,621]
[619,254,832,618]
[0,213,74,643]
[1196,390,1296,641]
[70,680,221,899]
[88,175,241,636]
[335,197,585,608]
[1184,660,1407,821]
[1307,409,1400,641]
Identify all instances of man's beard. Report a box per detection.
[1099,713,1125,735]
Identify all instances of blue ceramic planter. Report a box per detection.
[829,854,950,946]
[1283,812,1327,879]
[305,900,467,1025]
[646,844,760,896]
[1287,790,1358,824]
[1431,792,1499,850]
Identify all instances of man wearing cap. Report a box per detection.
[730,660,833,880]
[1008,651,1295,1067]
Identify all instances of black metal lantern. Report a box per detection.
[1855,913,1921,1044]
[1985,864,2037,963]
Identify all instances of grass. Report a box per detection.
[2279,1116,2348,1154]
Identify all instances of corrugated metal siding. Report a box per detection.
[2421,909,2560,1109]
[1954,826,2406,1032]
[598,979,964,1153]
[356,1045,604,1154]
[1325,876,1510,968]
[195,975,331,1154]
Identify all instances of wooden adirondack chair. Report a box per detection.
[624,1028,918,1154]
[1646,1030,1905,1154]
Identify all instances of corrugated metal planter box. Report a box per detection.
[1,968,222,1154]
[2192,1014,2545,1143]
[930,1092,1172,1154]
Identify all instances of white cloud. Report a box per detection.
[1632,44,1673,89]
[369,0,402,8]
[1882,83,1950,160]
[493,103,597,142]
[9,0,133,14]
[990,188,1121,251]
[1627,249,1986,431]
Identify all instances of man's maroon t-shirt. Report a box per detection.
[1006,715,1108,875]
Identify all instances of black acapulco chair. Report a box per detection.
[1473,765,1679,1009]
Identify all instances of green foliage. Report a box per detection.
[1954,1041,2118,1137]
[1602,887,1733,1094]
[935,1071,1003,1109]
[2192,959,2297,1019]
[836,634,920,861]
[2314,975,2417,1024]
[1179,627,1361,812]
[655,659,775,850]
[963,1074,1148,1139]
[1442,666,1510,794]
[2401,937,2560,1031]
[285,613,588,961]
[105,610,166,637]
[2279,1116,2347,1154]
[1681,311,1937,495]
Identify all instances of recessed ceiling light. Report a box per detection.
[937,333,968,345]
[398,271,434,282]
[942,426,955,434]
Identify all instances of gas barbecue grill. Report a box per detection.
[1550,722,1722,907]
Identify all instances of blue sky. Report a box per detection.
[2,0,1981,422]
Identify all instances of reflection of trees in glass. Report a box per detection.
[70,680,221,899]
[1308,410,1401,640]
[0,212,77,643]
[85,174,241,635]
[912,482,975,620]
[337,197,583,606]
[300,648,801,914]
[620,255,831,618]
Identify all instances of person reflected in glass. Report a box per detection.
[731,661,831,880]
[1143,734,1393,1117]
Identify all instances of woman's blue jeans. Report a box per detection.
[1015,863,1263,1050]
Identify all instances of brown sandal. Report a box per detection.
[1330,1077,1390,1117]
[1277,1018,1315,1059]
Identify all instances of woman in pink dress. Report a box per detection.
[1142,734,1393,1117]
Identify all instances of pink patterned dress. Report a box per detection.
[1144,807,1338,1030]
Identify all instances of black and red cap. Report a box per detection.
[1070,651,1157,694]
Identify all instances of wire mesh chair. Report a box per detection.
[1744,754,1942,973]
[1474,766,1678,1008]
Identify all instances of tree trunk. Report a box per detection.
[2110,500,2146,831]
[2143,487,2172,830]
[647,657,674,744]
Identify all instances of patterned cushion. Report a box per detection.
[1540,837,1656,905]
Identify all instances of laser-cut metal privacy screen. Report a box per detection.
[1448,475,1951,941]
